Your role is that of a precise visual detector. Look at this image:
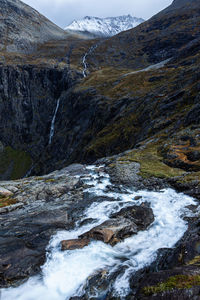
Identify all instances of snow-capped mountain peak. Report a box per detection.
[65,15,145,37]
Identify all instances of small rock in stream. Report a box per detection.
[61,239,90,251]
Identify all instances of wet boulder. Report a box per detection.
[0,187,13,197]
[79,204,154,246]
[80,218,137,246]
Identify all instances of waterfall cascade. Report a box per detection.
[82,44,98,77]
[49,98,61,145]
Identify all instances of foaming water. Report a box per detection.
[82,44,98,78]
[1,166,195,300]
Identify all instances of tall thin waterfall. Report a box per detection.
[49,98,61,145]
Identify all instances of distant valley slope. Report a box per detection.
[0,0,66,53]
[65,15,144,37]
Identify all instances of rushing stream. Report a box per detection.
[82,44,98,77]
[1,166,195,300]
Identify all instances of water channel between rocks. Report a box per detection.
[1,165,195,300]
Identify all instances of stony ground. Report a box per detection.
[0,164,88,287]
[0,158,200,299]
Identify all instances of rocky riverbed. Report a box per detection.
[0,160,199,299]
[0,164,88,287]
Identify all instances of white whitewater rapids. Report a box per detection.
[1,166,195,299]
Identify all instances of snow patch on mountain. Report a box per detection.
[65,15,144,37]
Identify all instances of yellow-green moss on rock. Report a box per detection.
[187,256,200,266]
[143,275,200,296]
[0,194,18,208]
[177,172,200,185]
[118,143,184,179]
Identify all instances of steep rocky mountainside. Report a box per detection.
[0,1,200,185]
[86,0,200,69]
[65,15,144,37]
[0,0,199,185]
[0,0,66,53]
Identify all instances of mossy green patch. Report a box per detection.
[0,146,32,180]
[187,256,200,266]
[0,195,18,208]
[78,61,186,100]
[85,114,139,159]
[142,275,200,296]
[119,143,184,179]
[45,178,56,183]
[35,177,44,181]
[177,172,200,184]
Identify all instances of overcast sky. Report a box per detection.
[22,0,173,28]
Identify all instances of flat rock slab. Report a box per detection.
[61,239,90,251]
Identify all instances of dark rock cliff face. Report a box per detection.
[0,64,121,179]
[0,65,74,179]
[1,45,200,180]
[0,0,199,181]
